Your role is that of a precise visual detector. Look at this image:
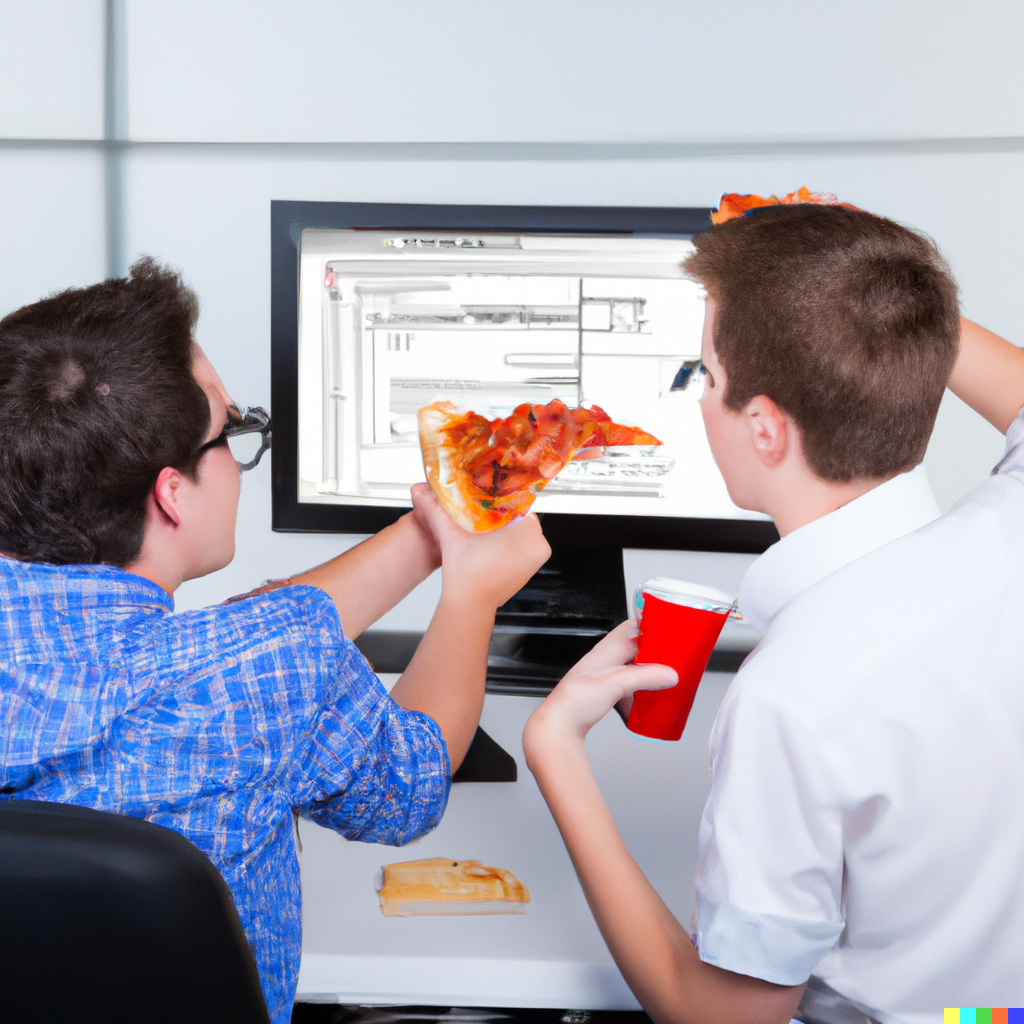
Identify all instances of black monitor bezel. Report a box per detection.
[270,200,779,555]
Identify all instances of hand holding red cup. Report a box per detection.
[627,578,738,742]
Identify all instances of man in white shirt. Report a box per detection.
[697,327,1024,1020]
[523,200,1024,1024]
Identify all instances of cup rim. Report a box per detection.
[634,577,739,617]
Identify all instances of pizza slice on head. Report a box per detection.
[418,398,661,532]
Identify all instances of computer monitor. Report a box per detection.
[271,202,778,689]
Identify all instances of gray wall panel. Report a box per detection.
[0,148,106,316]
[123,0,1024,144]
[0,0,105,140]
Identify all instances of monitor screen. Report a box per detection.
[272,202,776,556]
[295,229,769,524]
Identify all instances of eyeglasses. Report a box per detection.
[197,405,272,472]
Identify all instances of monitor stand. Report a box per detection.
[486,544,627,695]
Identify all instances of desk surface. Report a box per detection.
[296,673,732,1009]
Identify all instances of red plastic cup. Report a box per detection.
[627,578,736,742]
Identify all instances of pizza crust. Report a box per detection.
[418,401,475,531]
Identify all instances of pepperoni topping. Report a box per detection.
[442,400,660,500]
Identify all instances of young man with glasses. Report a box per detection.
[0,258,550,1024]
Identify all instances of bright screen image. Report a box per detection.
[296,229,766,524]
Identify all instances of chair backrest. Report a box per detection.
[0,799,271,1024]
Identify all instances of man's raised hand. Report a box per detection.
[410,482,551,610]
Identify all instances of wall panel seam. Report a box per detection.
[7,137,1024,159]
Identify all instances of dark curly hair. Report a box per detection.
[0,257,210,566]
[683,203,960,482]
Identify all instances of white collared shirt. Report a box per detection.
[738,464,941,635]
[694,417,1024,1023]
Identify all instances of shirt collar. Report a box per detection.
[0,554,174,614]
[738,464,940,634]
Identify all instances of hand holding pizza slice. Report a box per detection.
[419,398,661,532]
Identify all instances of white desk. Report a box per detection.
[297,672,733,1009]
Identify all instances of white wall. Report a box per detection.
[0,147,106,316]
[123,1,1024,144]
[0,0,105,140]
[1,0,1018,614]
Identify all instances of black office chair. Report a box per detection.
[0,799,271,1024]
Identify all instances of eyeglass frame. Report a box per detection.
[196,405,272,472]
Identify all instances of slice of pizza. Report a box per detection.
[712,186,859,225]
[377,857,530,916]
[419,398,661,532]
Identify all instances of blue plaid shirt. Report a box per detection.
[0,556,451,1024]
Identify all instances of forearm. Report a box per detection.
[388,593,495,771]
[384,485,550,772]
[290,513,439,639]
[524,719,804,1024]
[949,318,1024,433]
[528,734,700,1022]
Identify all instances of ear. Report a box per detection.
[152,466,186,528]
[744,395,791,469]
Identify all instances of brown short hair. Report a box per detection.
[683,204,960,481]
[0,257,210,566]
